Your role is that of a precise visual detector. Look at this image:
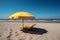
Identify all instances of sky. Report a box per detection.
[0,0,60,19]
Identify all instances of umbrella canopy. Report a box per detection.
[9,12,35,20]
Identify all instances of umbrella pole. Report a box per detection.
[22,19,24,27]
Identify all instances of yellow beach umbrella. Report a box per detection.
[9,12,35,29]
[9,12,35,20]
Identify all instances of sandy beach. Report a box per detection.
[0,20,60,40]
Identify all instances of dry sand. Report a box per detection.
[0,21,60,40]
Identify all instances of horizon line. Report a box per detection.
[0,19,60,20]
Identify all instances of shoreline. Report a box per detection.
[0,20,60,23]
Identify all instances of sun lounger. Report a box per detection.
[20,24,36,29]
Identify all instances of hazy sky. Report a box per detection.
[0,0,60,19]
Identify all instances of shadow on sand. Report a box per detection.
[21,27,48,35]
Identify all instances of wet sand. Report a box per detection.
[0,21,60,40]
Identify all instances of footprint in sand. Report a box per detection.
[15,31,20,36]
[7,38,12,40]
[0,33,2,37]
[0,35,1,37]
[7,33,12,40]
[18,39,24,40]
[7,29,13,39]
[7,33,12,38]
[7,29,23,40]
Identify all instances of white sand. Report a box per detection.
[0,21,60,40]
